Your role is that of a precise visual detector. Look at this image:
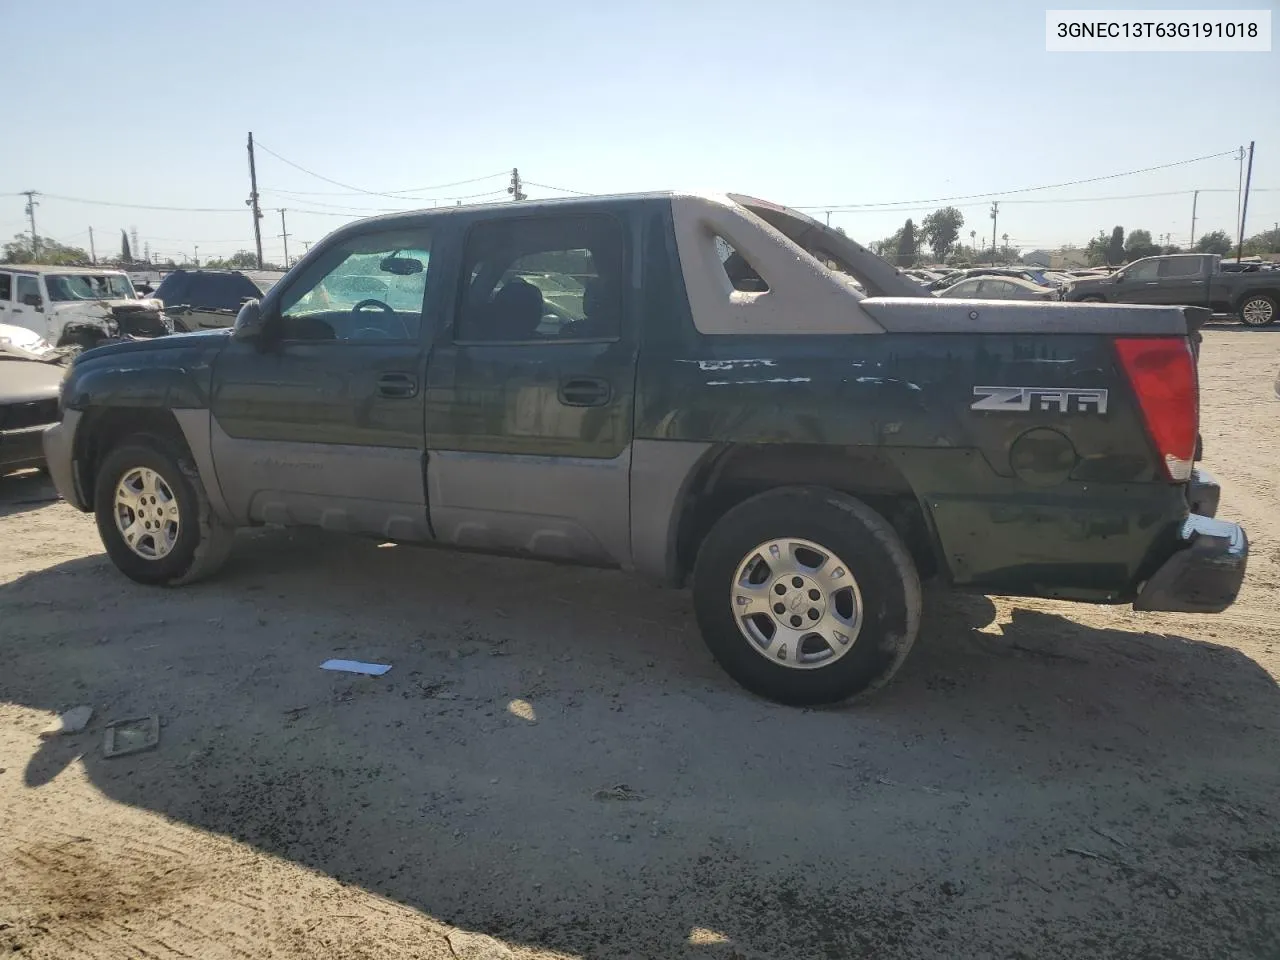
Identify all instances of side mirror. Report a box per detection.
[232,299,267,340]
[21,293,43,309]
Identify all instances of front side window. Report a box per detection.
[1126,260,1160,281]
[457,214,624,342]
[277,227,431,341]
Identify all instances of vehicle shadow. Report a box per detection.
[4,529,1280,958]
[0,470,61,519]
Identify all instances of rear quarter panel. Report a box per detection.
[637,331,1187,600]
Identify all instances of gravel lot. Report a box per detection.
[2,327,1278,959]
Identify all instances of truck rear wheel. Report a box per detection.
[692,487,922,705]
[93,434,234,586]
[1239,294,1277,327]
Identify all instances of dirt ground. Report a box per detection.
[1,327,1278,960]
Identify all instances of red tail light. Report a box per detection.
[1114,337,1198,482]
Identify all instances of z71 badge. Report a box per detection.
[971,386,1108,414]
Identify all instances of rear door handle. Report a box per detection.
[558,376,611,407]
[377,372,418,399]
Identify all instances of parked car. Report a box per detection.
[1,324,66,475]
[43,192,1247,705]
[936,275,1061,300]
[928,267,1047,291]
[1064,253,1280,326]
[0,265,173,349]
[151,269,286,331]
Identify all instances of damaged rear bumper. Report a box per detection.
[1133,514,1248,614]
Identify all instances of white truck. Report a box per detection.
[0,264,173,349]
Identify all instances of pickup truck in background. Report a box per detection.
[1064,253,1280,326]
[42,193,1249,705]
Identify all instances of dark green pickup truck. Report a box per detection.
[43,193,1248,704]
[1064,253,1279,326]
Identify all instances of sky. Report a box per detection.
[2,0,1277,265]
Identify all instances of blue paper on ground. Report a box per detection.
[320,659,392,676]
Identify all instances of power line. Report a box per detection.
[524,180,593,196]
[796,149,1240,211]
[261,187,509,211]
[258,172,509,197]
[39,192,245,213]
[254,141,508,199]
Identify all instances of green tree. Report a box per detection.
[1124,229,1160,261]
[1084,231,1109,267]
[1106,226,1125,265]
[204,250,262,270]
[1240,228,1280,256]
[1161,244,1184,255]
[2,233,91,265]
[920,206,965,263]
[895,219,918,268]
[1194,230,1232,256]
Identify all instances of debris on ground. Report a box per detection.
[593,783,645,802]
[320,659,392,676]
[446,929,513,960]
[39,706,93,738]
[102,716,160,758]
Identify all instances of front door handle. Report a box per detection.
[558,376,611,407]
[377,372,418,399]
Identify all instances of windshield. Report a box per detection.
[45,274,136,302]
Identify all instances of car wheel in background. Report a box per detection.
[692,487,922,705]
[1239,294,1278,327]
[93,434,234,586]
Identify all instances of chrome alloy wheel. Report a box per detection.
[114,467,181,560]
[1240,296,1276,326]
[730,538,864,669]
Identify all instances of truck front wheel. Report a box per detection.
[93,434,235,586]
[692,487,922,705]
[1239,294,1278,327]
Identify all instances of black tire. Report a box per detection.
[692,487,922,706]
[1238,293,1278,327]
[93,433,234,586]
[1079,295,1106,303]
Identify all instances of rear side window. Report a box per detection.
[0,273,10,301]
[457,214,624,343]
[715,236,769,293]
[1158,258,1203,279]
[15,275,40,304]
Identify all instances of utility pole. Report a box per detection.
[1001,232,1009,260]
[969,229,976,258]
[1189,190,1200,249]
[301,240,312,254]
[1235,140,1255,264]
[507,167,525,201]
[824,210,832,227]
[989,202,999,264]
[88,226,96,265]
[1235,145,1245,244]
[194,245,200,268]
[21,191,38,259]
[246,132,265,269]
[278,208,290,267]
